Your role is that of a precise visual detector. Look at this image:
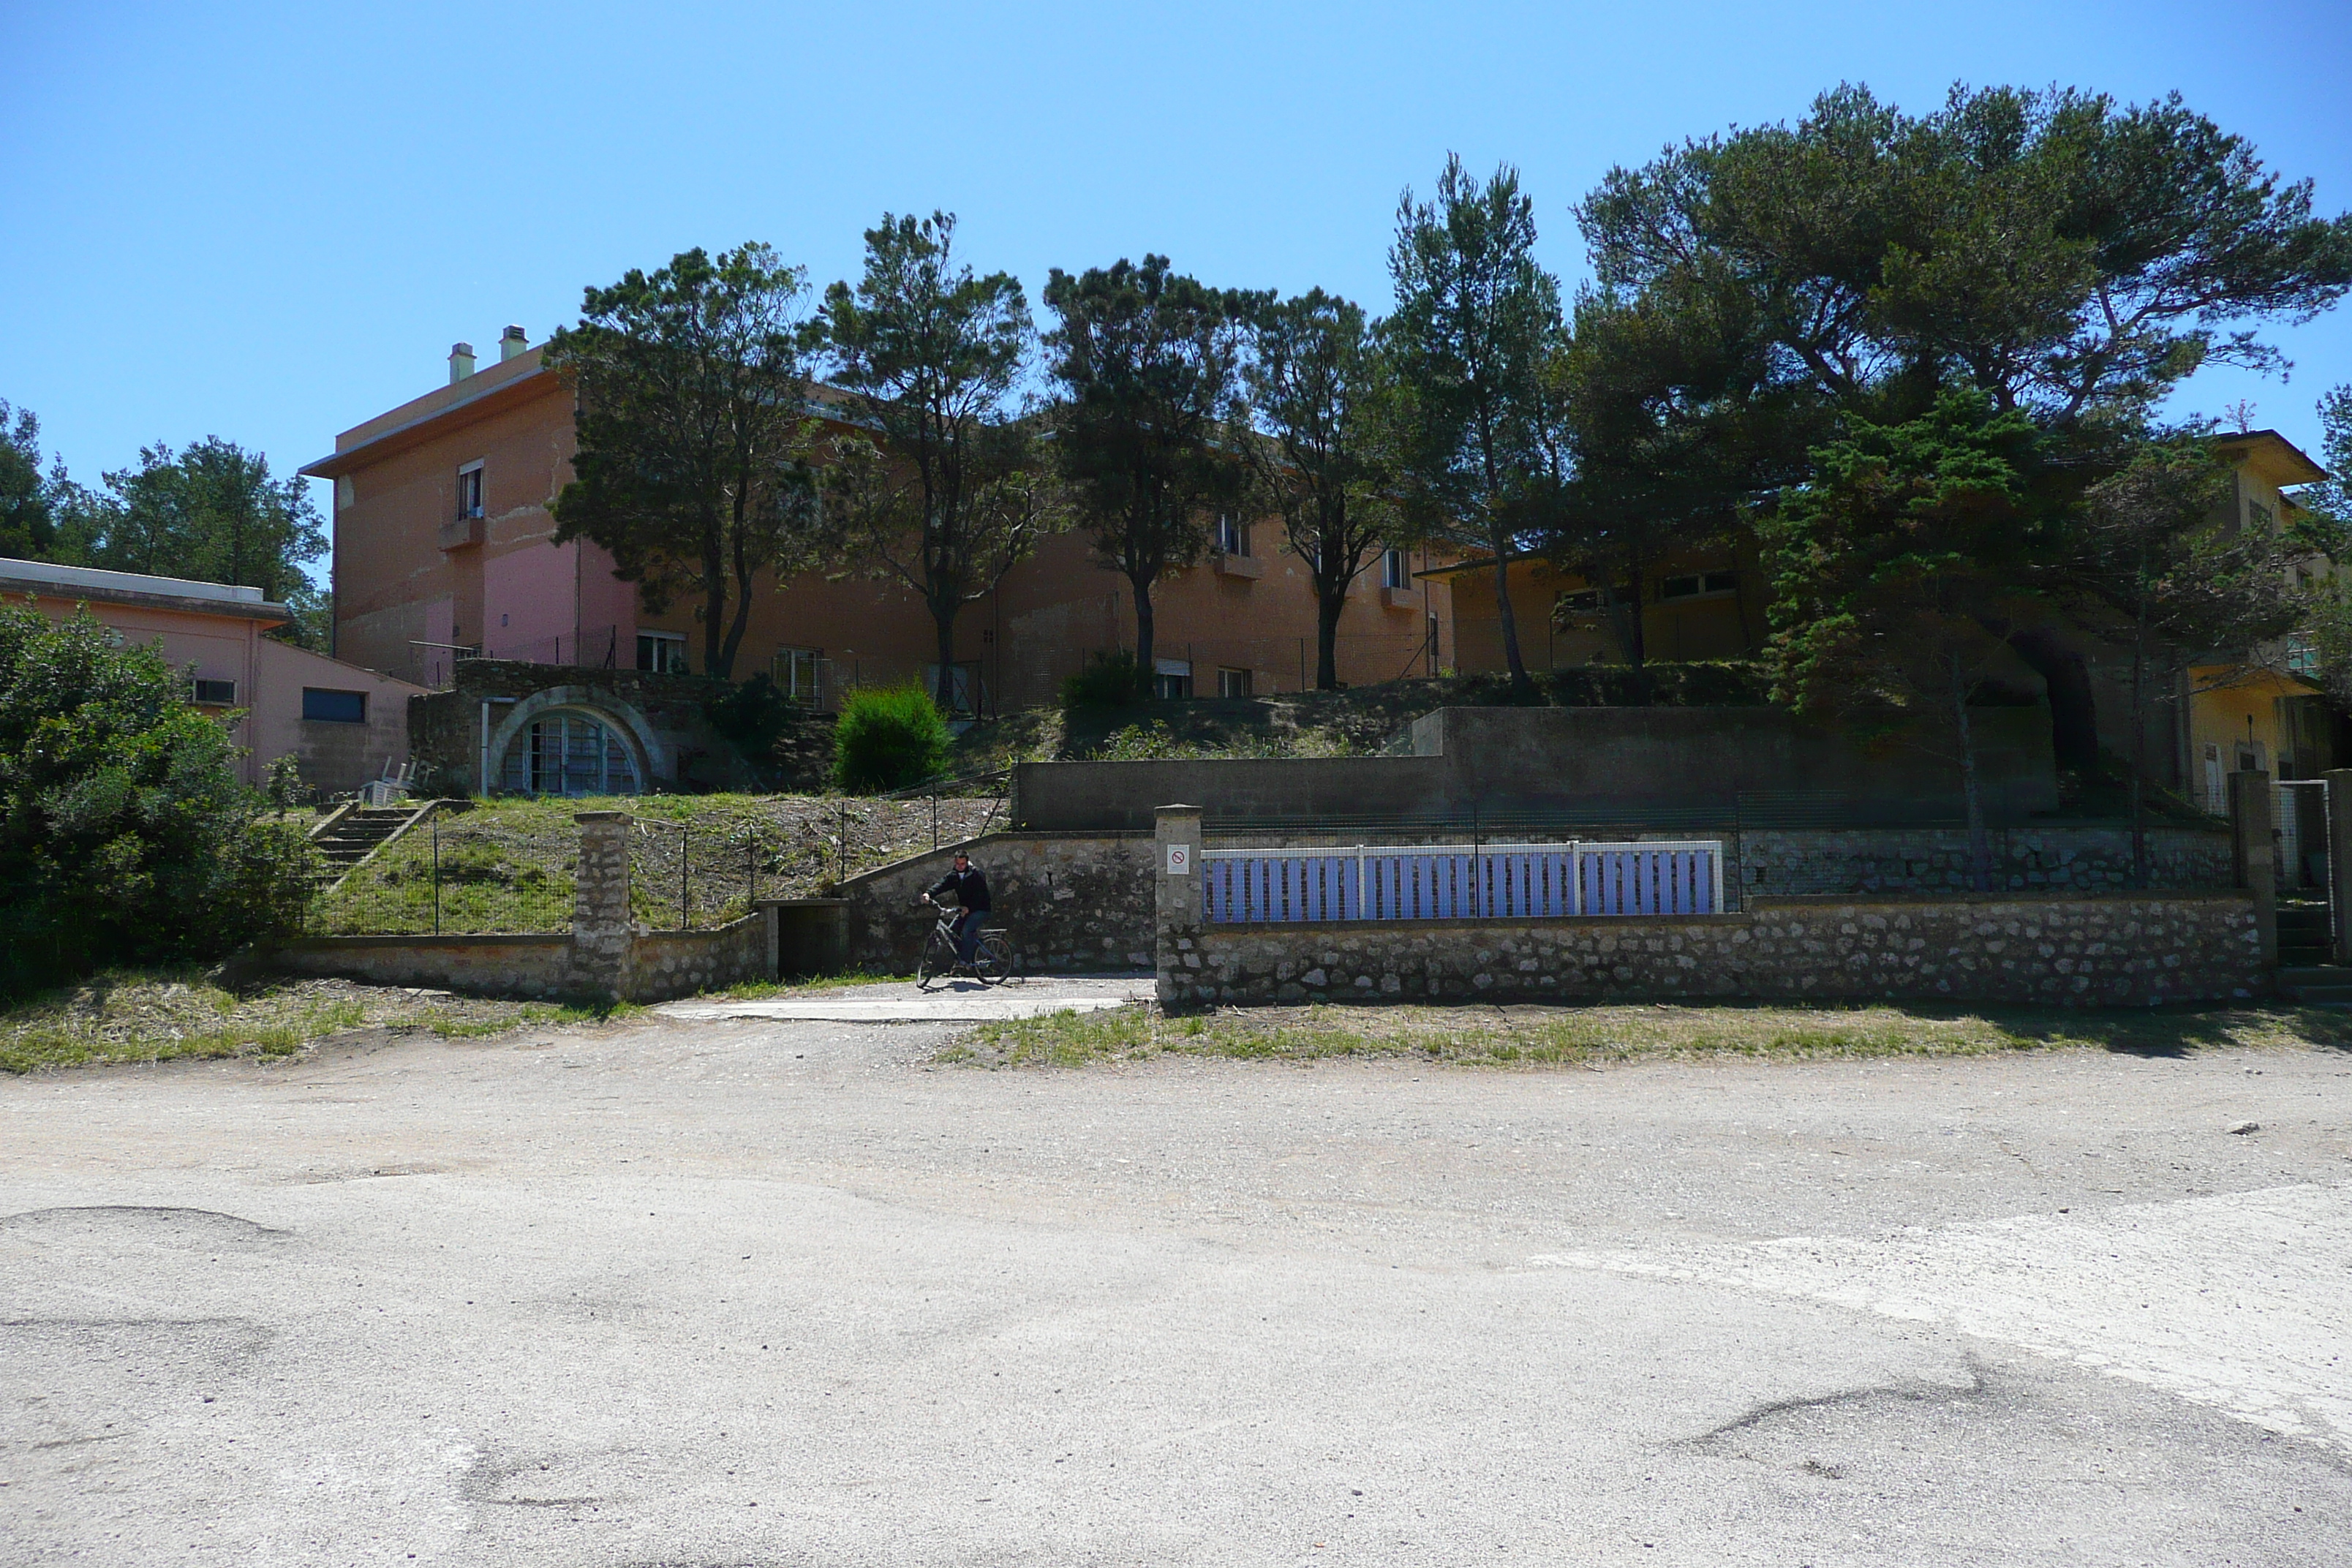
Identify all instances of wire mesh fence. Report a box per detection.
[305,810,575,935]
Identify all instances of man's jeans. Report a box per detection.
[951,908,984,963]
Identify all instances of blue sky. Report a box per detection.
[4,0,2348,587]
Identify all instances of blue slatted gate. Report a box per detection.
[1199,840,1724,924]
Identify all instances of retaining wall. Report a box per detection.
[1158,893,2264,1009]
[836,831,1155,973]
[276,914,770,1003]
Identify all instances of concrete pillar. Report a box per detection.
[2326,770,2352,965]
[569,810,636,1000]
[2228,769,2277,970]
[1154,804,1203,1008]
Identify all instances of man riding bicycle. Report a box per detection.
[921,851,992,967]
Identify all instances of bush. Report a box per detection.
[0,603,317,997]
[1060,649,1141,708]
[832,683,951,794]
[705,672,798,754]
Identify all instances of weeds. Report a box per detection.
[948,999,2352,1071]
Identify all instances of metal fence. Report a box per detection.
[306,811,573,935]
[623,818,783,931]
[1199,840,1725,924]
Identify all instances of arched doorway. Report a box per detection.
[499,709,641,796]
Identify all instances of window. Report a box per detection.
[302,688,367,723]
[924,661,983,714]
[2247,499,2277,533]
[1216,666,1253,698]
[1555,588,1604,617]
[1659,570,1738,601]
[1214,513,1249,555]
[500,711,640,797]
[1382,548,1410,589]
[636,631,688,674]
[192,678,236,706]
[456,461,485,520]
[2288,634,2321,676]
[775,647,821,706]
[1153,657,1192,701]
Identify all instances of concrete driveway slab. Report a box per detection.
[652,972,1153,1024]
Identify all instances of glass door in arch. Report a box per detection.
[501,710,641,796]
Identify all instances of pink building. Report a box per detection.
[2,557,423,796]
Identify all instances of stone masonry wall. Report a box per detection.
[1159,893,2262,1010]
[1739,826,2231,898]
[837,832,1154,974]
[627,914,769,1001]
[275,935,578,996]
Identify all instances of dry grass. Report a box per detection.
[943,998,2352,1071]
[0,969,630,1074]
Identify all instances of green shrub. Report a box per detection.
[0,603,317,997]
[832,683,951,794]
[1060,649,1141,708]
[705,672,799,755]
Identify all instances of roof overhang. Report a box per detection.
[301,361,562,480]
[2213,429,2330,489]
[1,574,290,626]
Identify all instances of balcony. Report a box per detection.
[438,515,484,551]
[1212,551,1263,581]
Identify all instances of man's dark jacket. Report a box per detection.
[927,865,991,912]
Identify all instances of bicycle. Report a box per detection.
[914,897,1018,990]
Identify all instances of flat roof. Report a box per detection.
[0,556,290,622]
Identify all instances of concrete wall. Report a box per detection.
[1407,706,2058,818]
[252,638,426,794]
[1015,704,2060,832]
[835,831,1156,974]
[1158,894,2263,1009]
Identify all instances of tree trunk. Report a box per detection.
[1492,543,1532,697]
[932,603,961,712]
[1952,649,1991,893]
[2127,612,2150,889]
[1316,581,1343,690]
[1130,572,1157,700]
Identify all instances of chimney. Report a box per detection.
[500,325,528,362]
[448,342,476,384]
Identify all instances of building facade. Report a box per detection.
[2,556,423,794]
[304,335,1455,754]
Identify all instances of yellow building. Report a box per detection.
[2185,429,2336,812]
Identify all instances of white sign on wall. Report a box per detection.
[1164,843,1192,875]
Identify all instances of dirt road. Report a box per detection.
[3,1000,2348,1565]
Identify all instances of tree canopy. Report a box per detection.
[1240,287,1406,689]
[546,244,823,679]
[821,212,1051,710]
[0,602,314,995]
[1386,156,1566,693]
[1,400,59,561]
[1577,84,2352,431]
[1044,255,1248,696]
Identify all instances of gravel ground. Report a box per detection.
[2,1009,2348,1565]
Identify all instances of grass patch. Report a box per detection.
[708,970,913,999]
[0,968,634,1073]
[948,998,2352,1071]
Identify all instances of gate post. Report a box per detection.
[2228,769,2277,970]
[1155,804,1203,1008]
[569,810,636,1000]
[2326,770,2352,965]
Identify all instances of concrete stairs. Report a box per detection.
[309,802,436,892]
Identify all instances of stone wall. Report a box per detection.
[409,660,758,795]
[837,831,1154,973]
[276,934,578,996]
[1158,893,2263,1009]
[627,914,769,1001]
[1738,825,2232,899]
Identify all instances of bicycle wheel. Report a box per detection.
[916,928,957,990]
[973,932,1017,987]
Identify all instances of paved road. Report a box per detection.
[2,996,2348,1566]
[654,973,1153,1024]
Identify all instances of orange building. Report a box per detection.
[304,332,1453,718]
[1,555,423,794]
